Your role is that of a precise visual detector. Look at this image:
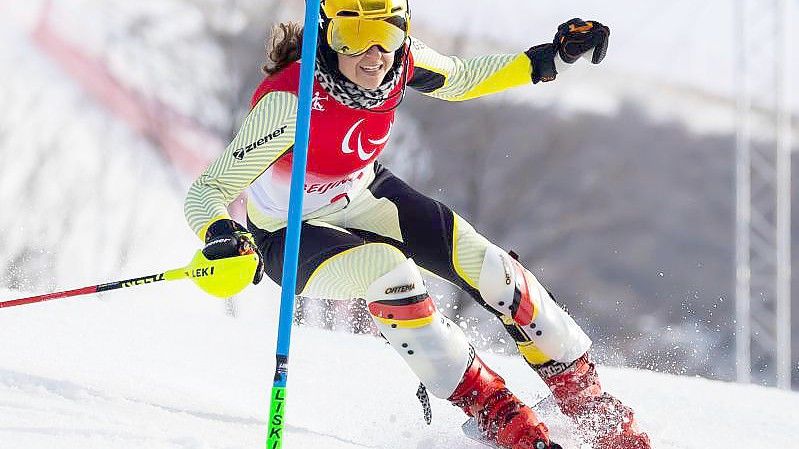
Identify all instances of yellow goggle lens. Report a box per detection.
[327,18,408,55]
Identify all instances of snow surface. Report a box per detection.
[1,285,797,449]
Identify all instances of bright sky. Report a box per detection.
[414,0,798,110]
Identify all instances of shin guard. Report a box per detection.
[479,245,591,366]
[366,258,471,399]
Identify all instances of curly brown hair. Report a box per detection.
[263,22,304,76]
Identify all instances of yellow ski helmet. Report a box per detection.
[320,0,411,55]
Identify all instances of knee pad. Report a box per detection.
[479,245,591,364]
[366,258,471,399]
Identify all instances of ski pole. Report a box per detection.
[0,250,258,309]
[266,2,320,448]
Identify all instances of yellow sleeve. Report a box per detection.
[184,90,298,239]
[407,37,533,102]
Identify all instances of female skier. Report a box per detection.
[185,1,650,448]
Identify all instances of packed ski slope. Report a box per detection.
[1,284,797,449]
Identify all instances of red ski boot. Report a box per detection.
[542,353,651,449]
[449,353,562,449]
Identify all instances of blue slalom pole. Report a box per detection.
[267,1,321,448]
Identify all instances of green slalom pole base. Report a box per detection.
[267,386,287,449]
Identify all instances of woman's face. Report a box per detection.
[337,45,395,90]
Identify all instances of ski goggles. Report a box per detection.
[326,16,409,55]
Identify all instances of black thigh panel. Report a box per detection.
[358,164,481,300]
[249,165,536,349]
[364,166,537,346]
[248,219,365,292]
[246,165,479,303]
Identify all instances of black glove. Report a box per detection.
[554,18,610,64]
[524,18,609,84]
[525,43,558,84]
[203,219,265,285]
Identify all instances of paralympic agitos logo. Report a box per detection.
[233,126,288,160]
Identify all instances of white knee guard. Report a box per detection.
[478,244,591,364]
[366,258,471,399]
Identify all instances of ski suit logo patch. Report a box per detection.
[385,284,415,295]
[312,91,328,111]
[341,119,392,161]
[233,126,288,160]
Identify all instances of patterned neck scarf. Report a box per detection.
[315,54,403,110]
